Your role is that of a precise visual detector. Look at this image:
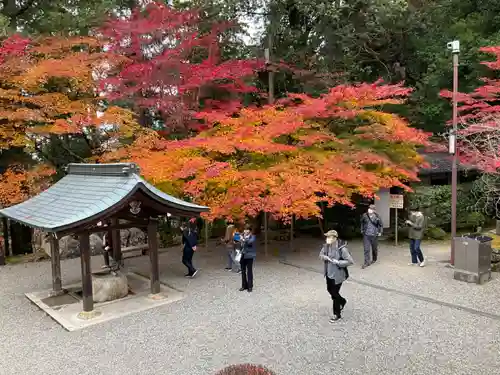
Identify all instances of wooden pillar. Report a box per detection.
[79,231,93,312]
[103,229,111,267]
[2,217,10,257]
[49,233,62,295]
[111,218,122,266]
[264,212,268,257]
[0,234,4,266]
[148,218,160,294]
[204,219,209,248]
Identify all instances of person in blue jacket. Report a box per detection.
[239,224,256,292]
[181,222,198,278]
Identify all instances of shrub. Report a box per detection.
[464,211,486,231]
[427,227,447,240]
[215,364,276,375]
[408,185,478,231]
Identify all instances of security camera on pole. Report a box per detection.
[447,40,459,265]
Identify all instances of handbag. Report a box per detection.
[234,250,242,263]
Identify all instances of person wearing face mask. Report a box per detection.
[180,221,199,278]
[319,230,354,322]
[239,224,256,292]
[360,204,383,269]
[406,208,426,267]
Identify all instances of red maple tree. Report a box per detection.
[104,81,430,221]
[441,46,500,173]
[99,1,264,133]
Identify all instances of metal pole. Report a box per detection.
[395,208,398,247]
[264,24,273,258]
[266,4,274,105]
[449,42,460,266]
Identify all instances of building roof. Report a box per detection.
[418,151,472,175]
[0,163,209,232]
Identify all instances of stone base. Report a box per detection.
[48,289,66,297]
[453,269,492,285]
[92,271,129,303]
[77,310,102,320]
[25,272,184,331]
[147,293,167,301]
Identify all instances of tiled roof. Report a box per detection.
[0,163,208,232]
[418,152,471,175]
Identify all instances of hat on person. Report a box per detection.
[324,230,338,238]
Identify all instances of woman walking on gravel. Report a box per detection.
[239,225,256,292]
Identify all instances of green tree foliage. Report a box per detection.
[0,0,137,35]
[404,0,500,133]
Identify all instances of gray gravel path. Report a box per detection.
[0,244,499,375]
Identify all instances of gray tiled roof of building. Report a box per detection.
[0,163,208,232]
[418,151,471,175]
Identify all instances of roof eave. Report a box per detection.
[137,182,209,214]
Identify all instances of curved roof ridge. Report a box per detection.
[0,163,209,232]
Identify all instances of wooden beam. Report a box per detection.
[93,222,147,232]
[49,234,62,295]
[79,231,93,312]
[148,218,160,294]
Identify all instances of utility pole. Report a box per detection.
[448,40,460,265]
[263,12,274,257]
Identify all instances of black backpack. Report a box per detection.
[337,240,350,280]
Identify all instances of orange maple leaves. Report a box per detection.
[108,81,430,221]
[0,35,141,207]
[0,35,140,151]
[0,164,54,208]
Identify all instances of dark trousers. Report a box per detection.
[240,257,254,289]
[182,247,196,275]
[363,235,378,264]
[409,239,424,264]
[326,277,346,317]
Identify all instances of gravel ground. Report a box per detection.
[285,239,500,317]
[0,243,499,375]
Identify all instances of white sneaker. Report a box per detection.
[419,259,426,267]
[408,262,417,266]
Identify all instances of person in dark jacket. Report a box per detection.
[360,204,383,269]
[181,222,198,278]
[239,224,256,292]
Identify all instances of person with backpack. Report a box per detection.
[181,221,199,278]
[319,230,354,322]
[360,204,383,269]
